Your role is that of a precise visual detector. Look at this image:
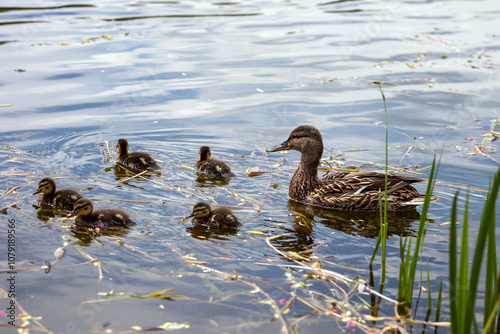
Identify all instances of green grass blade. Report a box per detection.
[449,190,459,334]
[370,228,383,264]
[496,273,500,333]
[404,236,413,304]
[466,168,500,332]
[464,169,500,329]
[427,258,432,312]
[458,190,470,329]
[379,84,389,284]
[484,193,498,332]
[435,276,443,325]
[482,298,499,334]
[398,236,410,301]
[406,156,438,304]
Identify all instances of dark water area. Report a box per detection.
[1,0,499,333]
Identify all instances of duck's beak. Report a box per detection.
[67,211,77,218]
[187,213,194,218]
[266,140,290,152]
[33,190,41,195]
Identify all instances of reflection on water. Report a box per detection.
[194,173,232,187]
[186,224,239,240]
[270,200,420,253]
[105,163,162,182]
[103,13,263,22]
[71,225,132,246]
[33,203,71,223]
[287,200,420,238]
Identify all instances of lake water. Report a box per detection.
[1,0,499,333]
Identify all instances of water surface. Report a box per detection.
[1,0,499,333]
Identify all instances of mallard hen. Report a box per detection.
[267,125,437,211]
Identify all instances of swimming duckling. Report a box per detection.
[33,178,83,210]
[116,138,161,170]
[188,202,241,228]
[267,125,437,212]
[67,198,136,229]
[195,146,234,178]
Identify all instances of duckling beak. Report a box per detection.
[187,213,194,218]
[66,211,77,218]
[33,191,41,195]
[266,141,290,152]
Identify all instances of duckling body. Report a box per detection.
[195,146,234,178]
[67,198,136,229]
[34,178,83,210]
[267,125,437,212]
[189,202,241,228]
[116,138,161,171]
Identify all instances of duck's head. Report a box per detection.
[189,202,212,218]
[198,146,211,161]
[267,125,323,154]
[116,139,129,156]
[67,198,93,218]
[33,178,56,195]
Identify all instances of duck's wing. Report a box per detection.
[96,210,136,228]
[309,171,427,211]
[321,171,423,194]
[124,152,161,171]
[196,159,234,177]
[210,209,241,228]
[54,189,83,209]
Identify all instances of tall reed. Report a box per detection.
[449,168,500,333]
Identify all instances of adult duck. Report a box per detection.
[267,125,437,211]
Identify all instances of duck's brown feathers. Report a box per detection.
[34,178,83,210]
[195,146,234,178]
[116,139,161,171]
[68,198,136,229]
[306,171,427,211]
[268,125,437,212]
[190,202,241,228]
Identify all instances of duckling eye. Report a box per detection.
[193,206,210,217]
[75,203,90,213]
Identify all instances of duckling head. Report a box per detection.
[267,125,323,154]
[189,202,212,218]
[67,198,94,218]
[116,139,129,156]
[33,178,56,195]
[198,146,211,161]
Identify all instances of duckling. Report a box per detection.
[33,178,83,210]
[195,146,234,178]
[116,138,161,170]
[267,125,437,212]
[67,198,136,229]
[188,202,241,228]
